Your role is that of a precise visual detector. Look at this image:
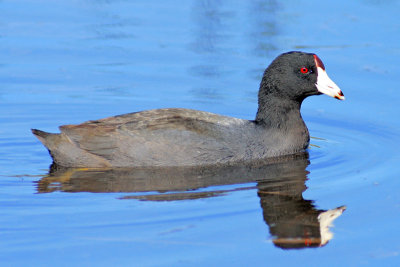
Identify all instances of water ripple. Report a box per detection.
[307,114,399,185]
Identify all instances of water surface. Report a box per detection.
[1,0,400,266]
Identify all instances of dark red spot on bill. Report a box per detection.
[313,54,325,70]
[334,91,344,100]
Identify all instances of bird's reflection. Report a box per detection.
[36,152,345,249]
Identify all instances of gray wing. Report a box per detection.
[59,108,251,166]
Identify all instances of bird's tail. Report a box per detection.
[31,129,56,146]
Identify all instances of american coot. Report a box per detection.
[32,51,344,167]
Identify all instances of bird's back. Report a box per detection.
[33,108,255,167]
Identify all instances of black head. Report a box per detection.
[259,51,344,104]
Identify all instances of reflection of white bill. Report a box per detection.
[272,205,346,249]
[318,206,347,246]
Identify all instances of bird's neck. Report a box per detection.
[255,95,310,151]
[255,95,305,130]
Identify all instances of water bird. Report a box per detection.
[32,51,344,167]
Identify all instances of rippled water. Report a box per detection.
[1,0,400,266]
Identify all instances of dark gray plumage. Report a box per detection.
[32,51,344,167]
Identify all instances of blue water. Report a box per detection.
[1,0,400,266]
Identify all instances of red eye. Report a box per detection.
[300,67,309,74]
